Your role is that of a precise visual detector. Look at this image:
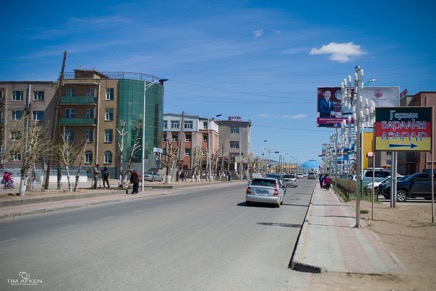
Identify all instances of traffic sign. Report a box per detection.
[375,107,432,151]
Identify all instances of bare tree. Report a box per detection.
[3,119,54,196]
[119,120,142,188]
[56,130,86,192]
[162,138,178,184]
[116,120,128,187]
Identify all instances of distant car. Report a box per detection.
[364,176,390,195]
[265,173,287,194]
[246,177,284,207]
[308,172,317,179]
[283,174,298,188]
[296,173,304,179]
[143,172,163,182]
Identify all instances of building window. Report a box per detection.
[230,141,239,149]
[104,129,113,143]
[185,148,191,156]
[105,108,114,121]
[203,121,208,129]
[65,129,74,143]
[163,133,167,141]
[12,110,23,120]
[12,91,23,101]
[85,151,93,164]
[11,151,21,161]
[66,88,74,97]
[172,133,178,141]
[203,135,208,143]
[86,108,94,119]
[86,129,93,143]
[163,120,168,129]
[10,131,21,141]
[230,127,239,134]
[185,134,191,142]
[184,121,193,129]
[104,151,113,164]
[87,88,95,97]
[65,108,75,118]
[32,111,44,121]
[106,88,114,100]
[171,120,180,129]
[33,91,44,101]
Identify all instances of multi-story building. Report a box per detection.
[0,81,57,169]
[0,69,166,178]
[216,117,251,177]
[162,113,220,174]
[398,91,436,174]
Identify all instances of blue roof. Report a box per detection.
[300,160,320,169]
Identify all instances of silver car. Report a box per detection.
[283,174,298,187]
[246,177,284,207]
[143,172,163,182]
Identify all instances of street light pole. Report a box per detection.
[208,114,221,182]
[142,78,167,192]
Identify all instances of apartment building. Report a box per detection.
[162,113,220,173]
[0,69,166,177]
[0,81,57,168]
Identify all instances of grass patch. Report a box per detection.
[360,209,369,214]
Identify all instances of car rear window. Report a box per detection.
[283,175,295,179]
[250,179,276,187]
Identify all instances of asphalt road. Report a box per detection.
[0,180,315,290]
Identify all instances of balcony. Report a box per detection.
[61,96,96,105]
[59,118,96,126]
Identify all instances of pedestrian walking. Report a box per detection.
[93,164,100,189]
[319,174,324,188]
[180,170,186,182]
[102,166,110,189]
[130,169,140,194]
[324,174,331,190]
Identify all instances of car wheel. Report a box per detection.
[397,190,407,202]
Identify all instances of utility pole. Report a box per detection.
[176,111,184,181]
[44,50,67,189]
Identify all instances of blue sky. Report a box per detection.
[1,0,435,165]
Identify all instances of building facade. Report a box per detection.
[162,113,220,174]
[0,69,166,177]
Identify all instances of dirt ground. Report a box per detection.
[306,198,436,290]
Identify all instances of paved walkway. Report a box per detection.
[291,183,403,274]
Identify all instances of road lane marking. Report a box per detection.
[0,238,17,243]
[57,225,74,230]
[102,216,114,220]
[133,210,143,213]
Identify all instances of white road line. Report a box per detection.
[133,210,143,213]
[57,225,74,230]
[0,238,17,243]
[102,216,114,220]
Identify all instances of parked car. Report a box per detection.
[283,174,298,188]
[377,175,409,196]
[246,177,284,207]
[380,172,435,202]
[308,172,317,179]
[364,176,390,195]
[143,172,163,182]
[296,173,304,179]
[362,169,392,186]
[265,173,287,194]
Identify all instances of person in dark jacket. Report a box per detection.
[130,169,140,194]
[319,174,324,188]
[102,166,110,189]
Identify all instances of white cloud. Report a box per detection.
[309,42,367,63]
[253,29,264,38]
[282,114,307,119]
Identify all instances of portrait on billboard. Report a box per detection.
[317,87,343,127]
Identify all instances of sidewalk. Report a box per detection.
[0,180,238,219]
[291,183,403,274]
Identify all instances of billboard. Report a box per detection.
[317,86,401,128]
[375,107,432,151]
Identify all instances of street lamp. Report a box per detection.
[142,78,167,192]
[208,114,221,182]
